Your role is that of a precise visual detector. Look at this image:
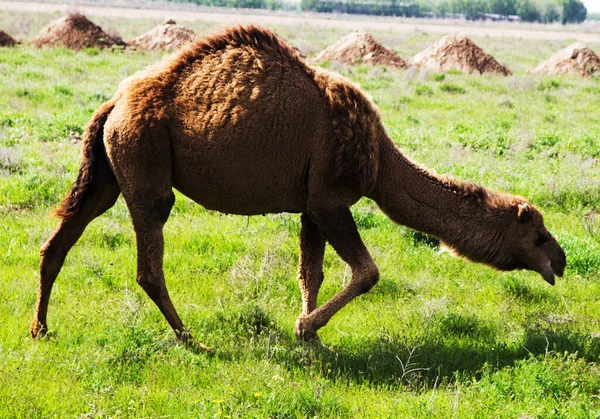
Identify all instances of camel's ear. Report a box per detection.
[517,203,533,223]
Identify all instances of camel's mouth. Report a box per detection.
[540,261,556,286]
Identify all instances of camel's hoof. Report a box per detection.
[295,314,320,342]
[177,331,215,355]
[30,321,47,339]
[187,340,215,356]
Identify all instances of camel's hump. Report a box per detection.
[177,25,302,64]
[114,25,308,103]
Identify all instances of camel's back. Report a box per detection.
[107,26,382,214]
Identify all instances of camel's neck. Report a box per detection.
[369,139,514,260]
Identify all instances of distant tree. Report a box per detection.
[466,0,488,18]
[300,0,317,10]
[561,0,587,23]
[265,0,281,9]
[543,3,560,22]
[449,0,464,14]
[489,0,517,16]
[433,0,452,16]
[516,0,541,21]
[241,0,266,8]
[447,0,484,17]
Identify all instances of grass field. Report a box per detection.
[2,13,600,418]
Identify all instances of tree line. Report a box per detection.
[301,0,587,23]
[164,0,588,23]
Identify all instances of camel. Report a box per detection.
[30,26,566,350]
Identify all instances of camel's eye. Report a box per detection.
[535,234,549,247]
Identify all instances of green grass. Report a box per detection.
[2,12,600,418]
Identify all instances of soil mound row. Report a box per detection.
[315,30,408,68]
[531,43,600,77]
[131,20,197,51]
[30,13,124,50]
[413,36,512,76]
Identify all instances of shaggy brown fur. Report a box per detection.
[31,25,566,349]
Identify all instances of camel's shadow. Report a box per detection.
[280,327,600,388]
[217,324,600,388]
[197,304,599,387]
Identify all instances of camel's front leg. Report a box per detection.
[295,213,326,341]
[295,207,379,341]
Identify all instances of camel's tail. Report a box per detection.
[54,101,116,219]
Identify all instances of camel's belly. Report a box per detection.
[171,141,309,215]
[174,177,307,215]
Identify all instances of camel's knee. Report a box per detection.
[295,313,320,342]
[39,240,66,276]
[136,274,165,301]
[356,265,379,294]
[40,238,64,257]
[40,242,52,261]
[40,233,60,256]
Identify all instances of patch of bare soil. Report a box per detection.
[314,30,408,68]
[130,19,197,51]
[30,13,124,50]
[0,29,18,46]
[531,43,600,77]
[413,35,512,75]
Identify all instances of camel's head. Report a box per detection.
[496,203,566,285]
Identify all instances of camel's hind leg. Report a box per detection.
[297,213,326,322]
[295,207,379,341]
[31,171,120,338]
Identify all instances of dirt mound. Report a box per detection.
[30,13,123,50]
[413,36,511,76]
[131,19,197,51]
[0,30,18,47]
[314,30,408,68]
[531,43,600,77]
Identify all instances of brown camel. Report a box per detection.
[30,26,566,349]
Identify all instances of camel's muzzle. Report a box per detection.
[541,263,555,286]
[540,238,566,286]
[551,248,567,278]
